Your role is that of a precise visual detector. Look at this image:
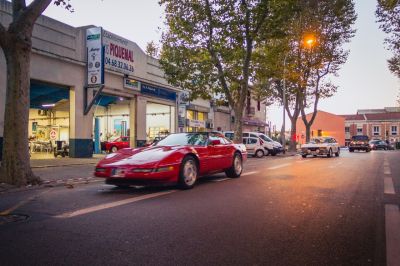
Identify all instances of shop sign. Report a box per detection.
[50,129,57,140]
[178,91,190,105]
[178,104,186,128]
[141,83,176,101]
[188,119,206,128]
[103,30,135,75]
[86,27,104,87]
[123,78,139,91]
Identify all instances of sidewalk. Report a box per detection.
[31,154,105,168]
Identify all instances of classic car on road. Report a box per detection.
[95,132,247,189]
[349,135,371,152]
[301,137,340,158]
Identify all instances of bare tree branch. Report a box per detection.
[0,23,7,48]
[12,0,27,19]
[14,0,52,31]
[204,0,234,107]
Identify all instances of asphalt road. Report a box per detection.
[0,150,399,266]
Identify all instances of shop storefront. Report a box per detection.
[28,82,70,159]
[0,1,181,159]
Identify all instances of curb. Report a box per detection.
[31,162,98,169]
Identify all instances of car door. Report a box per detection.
[121,137,130,149]
[206,133,226,172]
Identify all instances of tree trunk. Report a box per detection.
[0,39,40,186]
[232,107,244,144]
[305,124,312,143]
[289,118,297,152]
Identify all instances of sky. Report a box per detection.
[42,0,399,130]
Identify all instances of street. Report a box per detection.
[0,150,399,265]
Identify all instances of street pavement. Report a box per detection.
[0,150,399,265]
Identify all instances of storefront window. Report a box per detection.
[187,110,195,120]
[198,112,206,121]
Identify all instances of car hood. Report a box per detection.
[302,143,329,148]
[272,141,282,148]
[98,145,181,167]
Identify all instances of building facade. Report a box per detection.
[0,0,181,159]
[342,107,400,146]
[296,110,346,146]
[0,0,269,160]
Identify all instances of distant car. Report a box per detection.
[301,137,340,158]
[103,136,130,153]
[243,137,265,158]
[349,135,370,152]
[224,131,283,156]
[94,132,247,189]
[369,140,388,150]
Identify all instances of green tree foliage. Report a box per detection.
[255,0,356,147]
[376,0,400,78]
[158,0,293,142]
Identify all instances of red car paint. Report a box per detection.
[95,133,247,187]
[104,136,130,152]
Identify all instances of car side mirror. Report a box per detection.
[210,139,221,146]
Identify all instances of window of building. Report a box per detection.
[373,126,380,136]
[392,126,398,136]
[197,112,206,121]
[187,110,195,120]
[257,100,261,111]
[345,127,350,133]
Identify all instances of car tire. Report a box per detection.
[302,154,307,158]
[327,148,332,158]
[366,148,371,152]
[178,156,198,189]
[335,148,340,157]
[349,148,354,152]
[111,146,118,153]
[225,153,243,178]
[271,152,277,156]
[264,149,270,156]
[255,149,264,158]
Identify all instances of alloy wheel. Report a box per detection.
[183,159,197,186]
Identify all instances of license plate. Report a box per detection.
[111,168,127,177]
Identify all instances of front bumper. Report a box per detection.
[94,164,180,184]
[301,148,328,156]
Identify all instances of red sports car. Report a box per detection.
[94,132,247,189]
[103,136,130,153]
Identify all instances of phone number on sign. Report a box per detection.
[105,57,134,73]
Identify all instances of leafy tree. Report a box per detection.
[0,0,72,186]
[255,0,356,148]
[376,0,400,78]
[146,40,160,58]
[158,0,293,143]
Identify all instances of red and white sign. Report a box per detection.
[50,129,57,140]
[103,30,135,75]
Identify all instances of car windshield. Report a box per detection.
[352,135,369,141]
[155,133,208,146]
[108,136,120,142]
[309,138,329,144]
[259,134,273,142]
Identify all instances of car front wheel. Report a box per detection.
[327,148,333,158]
[225,153,242,178]
[254,149,264,158]
[335,148,340,157]
[111,146,118,153]
[178,156,198,189]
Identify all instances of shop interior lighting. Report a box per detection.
[42,103,55,107]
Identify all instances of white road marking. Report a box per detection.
[384,177,396,194]
[241,171,259,176]
[384,166,392,175]
[385,204,400,266]
[384,161,390,167]
[55,190,177,218]
[267,163,291,170]
[212,178,231,182]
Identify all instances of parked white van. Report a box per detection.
[243,137,265,158]
[224,131,284,156]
